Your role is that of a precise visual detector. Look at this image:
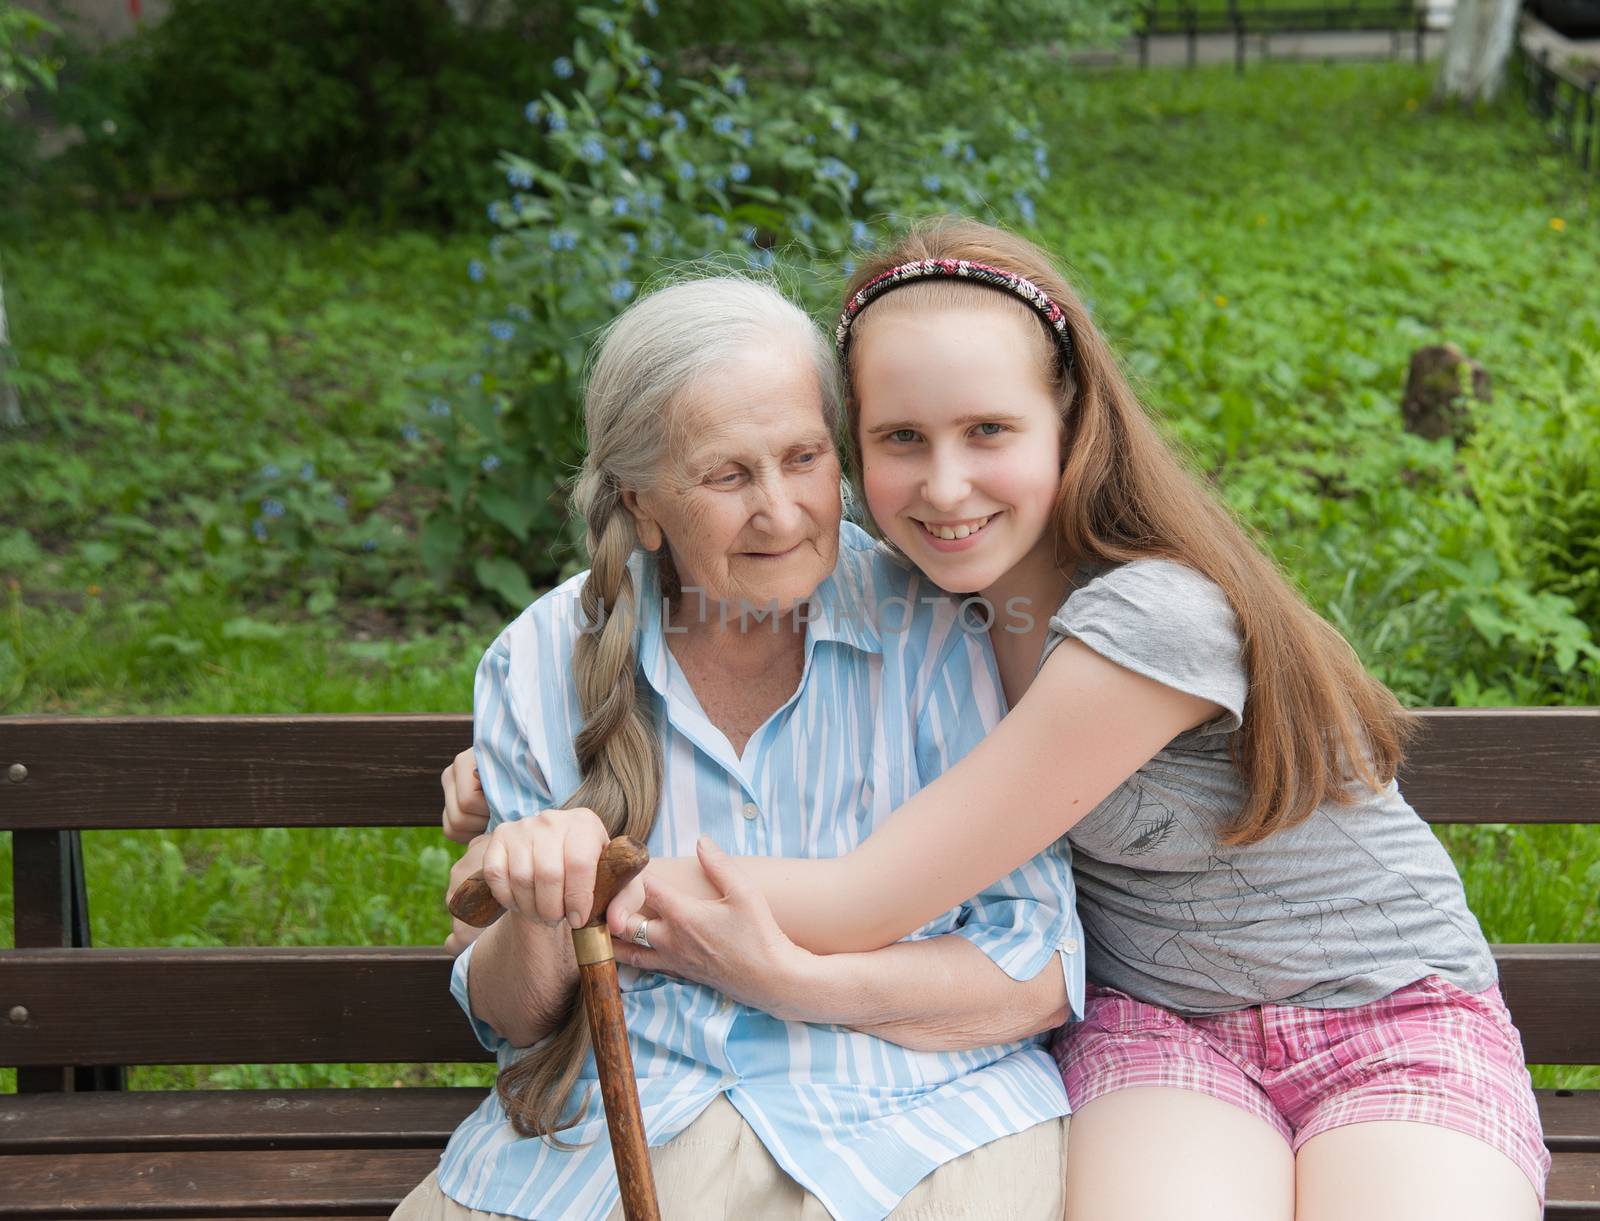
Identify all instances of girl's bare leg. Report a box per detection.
[1063,1087,1294,1221]
[1295,1121,1540,1221]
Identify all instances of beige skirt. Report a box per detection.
[393,1094,1069,1221]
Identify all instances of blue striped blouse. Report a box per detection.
[435,523,1085,1221]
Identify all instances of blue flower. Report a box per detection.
[598,18,614,33]
[610,280,634,302]
[703,213,727,233]
[850,220,869,246]
[524,100,543,123]
[469,371,484,387]
[508,303,531,321]
[429,398,452,417]
[730,161,750,182]
[468,259,485,282]
[259,463,280,479]
[579,137,606,164]
[636,139,654,160]
[796,212,813,234]
[646,191,663,212]
[842,257,856,275]
[644,101,663,119]
[547,113,567,132]
[643,0,658,14]
[261,497,286,519]
[922,174,942,193]
[710,174,726,190]
[553,56,575,79]
[1013,125,1032,141]
[750,248,775,269]
[638,51,651,66]
[963,143,976,162]
[333,494,347,510]
[713,116,734,135]
[612,196,630,215]
[726,75,745,97]
[819,157,847,179]
[299,463,315,482]
[402,424,422,441]
[1034,144,1048,165]
[847,121,860,141]
[1012,191,1037,226]
[671,110,687,130]
[941,138,959,157]
[507,165,535,189]
[251,519,268,541]
[677,160,696,180]
[361,539,377,553]
[487,202,503,224]
[490,321,515,341]
[647,67,662,88]
[548,228,578,251]
[481,454,502,472]
[622,232,639,253]
[1037,164,1051,181]
[617,252,633,272]
[742,225,758,244]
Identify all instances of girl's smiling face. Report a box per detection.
[853,305,1065,599]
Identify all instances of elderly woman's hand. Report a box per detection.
[478,806,644,929]
[441,748,491,844]
[611,838,821,1021]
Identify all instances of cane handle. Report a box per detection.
[447,835,650,929]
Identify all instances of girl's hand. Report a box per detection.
[477,807,633,928]
[441,748,491,844]
[611,838,820,1021]
[444,832,492,955]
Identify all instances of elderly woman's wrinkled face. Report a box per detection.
[626,343,841,618]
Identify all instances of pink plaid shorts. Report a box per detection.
[1053,976,1550,1204]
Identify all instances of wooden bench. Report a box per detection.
[1136,1,1430,69]
[2,709,1597,1217]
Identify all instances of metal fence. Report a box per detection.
[1137,2,1431,70]
[1521,44,1600,176]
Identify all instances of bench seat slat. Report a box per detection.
[1551,1152,1600,1219]
[0,1089,484,1155]
[0,1139,1594,1219]
[4,709,1595,830]
[8,944,1593,1067]
[0,1147,442,1217]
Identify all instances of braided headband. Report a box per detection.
[834,258,1074,370]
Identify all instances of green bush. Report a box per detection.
[48,0,559,223]
[407,1,1059,606]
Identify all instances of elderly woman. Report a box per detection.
[396,275,1082,1221]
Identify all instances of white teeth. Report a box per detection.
[923,515,990,541]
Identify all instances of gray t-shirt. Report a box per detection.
[1043,558,1498,1016]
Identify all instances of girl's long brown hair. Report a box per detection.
[840,217,1413,845]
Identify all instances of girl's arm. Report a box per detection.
[616,639,1219,954]
[613,840,1070,1051]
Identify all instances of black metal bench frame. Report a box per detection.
[2,710,1597,1216]
[1136,1,1432,70]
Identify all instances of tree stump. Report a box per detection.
[1401,343,1490,446]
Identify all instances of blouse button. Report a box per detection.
[741,802,759,821]
[1061,937,1081,955]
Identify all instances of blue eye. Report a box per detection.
[792,451,817,466]
[887,429,919,444]
[973,422,1006,437]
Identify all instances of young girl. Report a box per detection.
[590,218,1549,1221]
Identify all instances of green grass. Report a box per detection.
[3,60,1598,1092]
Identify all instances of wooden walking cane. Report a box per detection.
[448,836,662,1221]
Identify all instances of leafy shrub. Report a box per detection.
[48,0,560,222]
[410,1,1060,606]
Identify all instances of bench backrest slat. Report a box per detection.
[0,948,491,1066]
[3,709,1597,830]
[3,944,1594,1067]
